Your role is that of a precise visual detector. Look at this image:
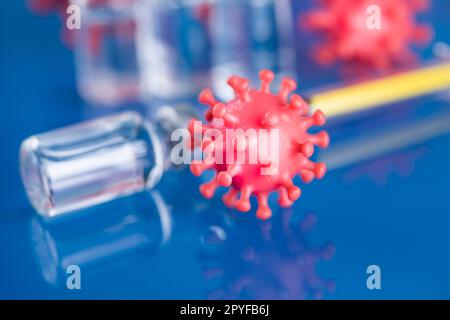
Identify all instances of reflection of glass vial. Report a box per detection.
[71,0,141,106]
[210,0,296,99]
[30,190,172,286]
[20,107,194,217]
[135,0,212,102]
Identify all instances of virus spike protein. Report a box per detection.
[190,70,329,220]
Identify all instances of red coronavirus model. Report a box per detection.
[301,0,432,71]
[188,70,329,220]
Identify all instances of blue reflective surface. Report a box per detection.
[1,0,450,299]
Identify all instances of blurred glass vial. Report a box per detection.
[209,0,297,99]
[136,0,212,102]
[71,0,141,106]
[20,112,164,217]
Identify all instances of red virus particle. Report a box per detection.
[188,70,330,220]
[301,0,433,71]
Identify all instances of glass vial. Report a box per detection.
[20,112,165,217]
[71,0,141,106]
[210,0,297,99]
[135,0,212,102]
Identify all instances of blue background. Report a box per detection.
[1,0,450,299]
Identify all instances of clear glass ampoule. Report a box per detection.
[135,0,295,103]
[20,106,194,218]
[135,0,212,102]
[209,0,297,99]
[71,0,141,106]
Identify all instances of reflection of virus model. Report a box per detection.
[200,211,335,299]
[301,0,432,70]
[189,70,329,220]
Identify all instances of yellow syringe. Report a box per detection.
[309,61,450,118]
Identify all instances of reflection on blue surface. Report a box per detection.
[342,147,428,186]
[199,210,335,300]
[1,0,450,299]
[29,191,172,287]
